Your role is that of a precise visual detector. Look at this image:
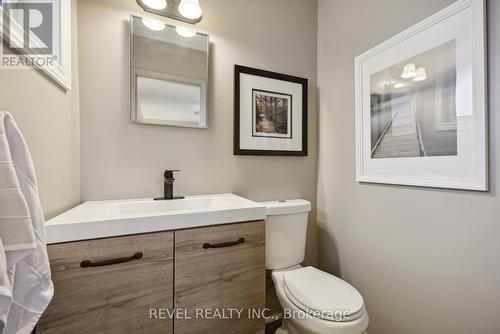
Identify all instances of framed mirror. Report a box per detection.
[130,15,209,128]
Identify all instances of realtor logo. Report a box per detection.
[1,0,55,69]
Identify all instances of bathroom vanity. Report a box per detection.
[37,194,267,334]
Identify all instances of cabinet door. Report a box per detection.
[174,221,266,334]
[37,232,174,334]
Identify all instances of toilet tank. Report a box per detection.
[260,199,311,270]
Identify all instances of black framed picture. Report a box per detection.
[234,65,308,156]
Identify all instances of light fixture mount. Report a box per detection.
[136,0,202,24]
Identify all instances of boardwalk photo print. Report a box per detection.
[252,89,292,139]
[369,41,458,159]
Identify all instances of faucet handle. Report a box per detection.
[164,169,180,179]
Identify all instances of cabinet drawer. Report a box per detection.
[37,232,174,334]
[174,221,266,334]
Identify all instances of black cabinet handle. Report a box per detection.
[80,252,143,268]
[203,238,245,249]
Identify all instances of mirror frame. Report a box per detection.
[129,15,209,128]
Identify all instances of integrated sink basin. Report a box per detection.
[116,197,231,215]
[45,194,266,244]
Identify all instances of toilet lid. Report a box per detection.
[282,267,365,322]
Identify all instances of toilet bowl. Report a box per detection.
[261,200,369,334]
[272,266,368,334]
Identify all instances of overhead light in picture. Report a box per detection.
[401,63,416,79]
[413,67,427,81]
[392,82,407,88]
[136,0,203,24]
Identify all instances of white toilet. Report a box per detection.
[261,199,369,334]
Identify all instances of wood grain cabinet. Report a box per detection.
[37,221,265,334]
[174,221,266,334]
[37,232,174,334]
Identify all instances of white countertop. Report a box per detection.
[45,194,267,244]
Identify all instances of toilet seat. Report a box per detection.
[282,267,365,322]
[272,267,369,334]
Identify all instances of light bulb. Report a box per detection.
[413,67,427,81]
[179,0,202,20]
[392,82,406,88]
[140,0,167,10]
[401,63,416,79]
[176,26,196,38]
[142,18,165,31]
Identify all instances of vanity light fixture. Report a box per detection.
[136,0,203,24]
[178,0,202,20]
[140,0,167,10]
[413,67,427,81]
[142,18,165,31]
[401,63,416,79]
[176,26,196,37]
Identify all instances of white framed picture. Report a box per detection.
[354,0,487,190]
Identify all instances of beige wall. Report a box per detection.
[78,0,318,264]
[317,1,500,333]
[0,0,80,219]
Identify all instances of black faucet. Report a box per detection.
[154,169,185,200]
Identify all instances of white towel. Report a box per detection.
[0,112,53,334]
[0,238,12,332]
